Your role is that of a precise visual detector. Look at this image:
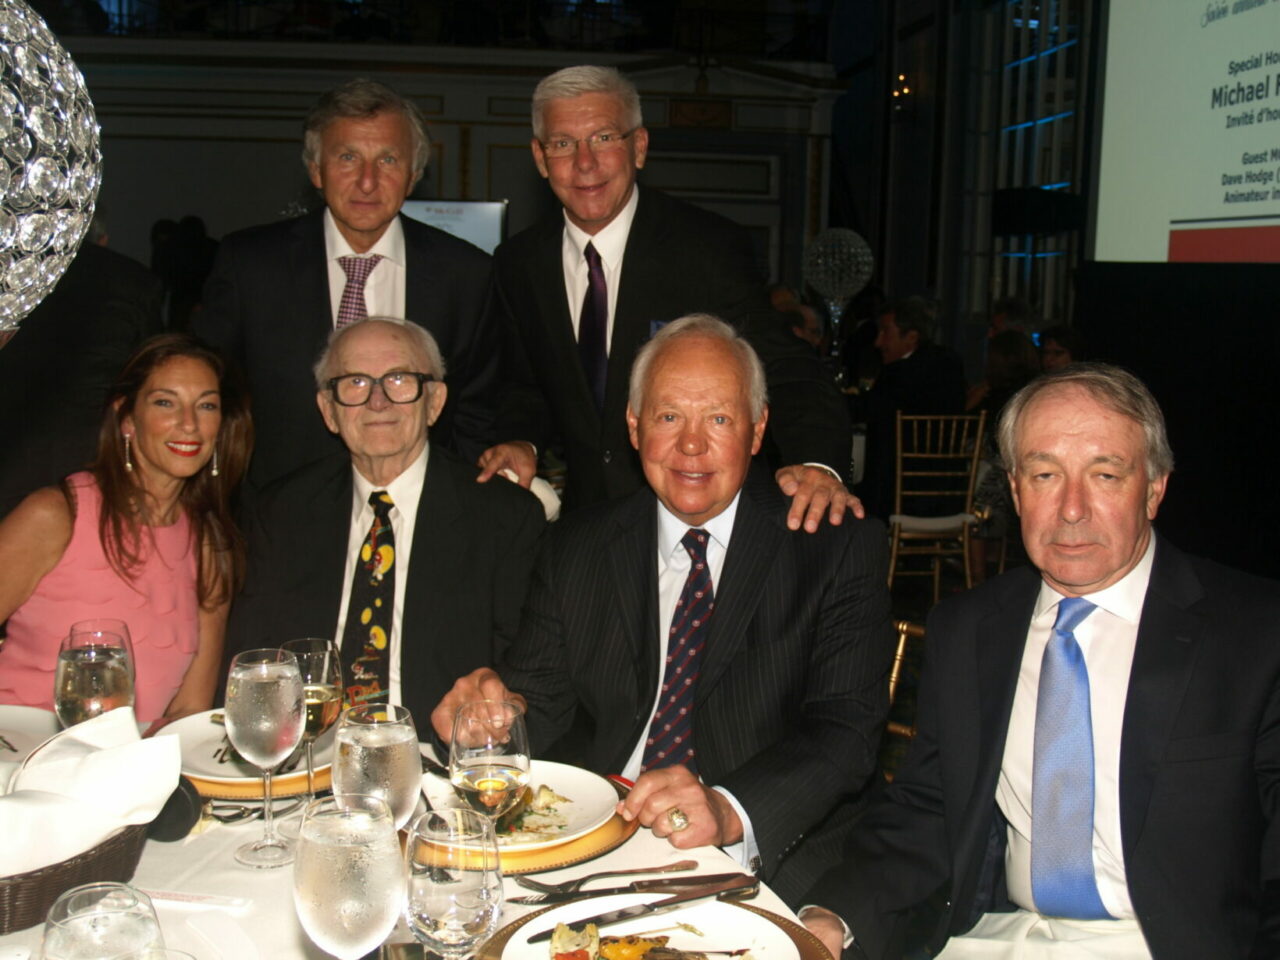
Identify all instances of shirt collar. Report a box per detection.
[1033,532,1157,625]
[562,184,639,270]
[323,208,407,267]
[350,442,430,520]
[656,490,740,566]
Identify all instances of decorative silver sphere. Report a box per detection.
[0,0,102,344]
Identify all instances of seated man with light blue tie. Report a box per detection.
[434,314,895,907]
[801,364,1280,959]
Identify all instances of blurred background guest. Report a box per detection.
[1040,323,1083,372]
[0,334,251,727]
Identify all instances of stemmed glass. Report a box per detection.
[281,638,344,803]
[224,648,305,868]
[405,808,503,960]
[332,703,420,830]
[41,882,163,960]
[294,794,405,960]
[449,700,530,821]
[54,628,135,728]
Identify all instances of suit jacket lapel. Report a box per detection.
[695,483,781,701]
[401,452,464,662]
[606,492,659,689]
[289,213,332,353]
[527,215,599,429]
[402,213,430,323]
[607,190,663,430]
[1118,538,1203,862]
[301,458,357,635]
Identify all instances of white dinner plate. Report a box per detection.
[504,893,800,960]
[0,704,60,767]
[158,708,335,784]
[422,759,618,852]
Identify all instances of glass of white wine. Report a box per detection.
[332,703,420,830]
[405,808,502,960]
[41,882,163,960]
[54,629,135,728]
[281,638,344,804]
[448,700,530,821]
[294,794,405,960]
[225,648,305,868]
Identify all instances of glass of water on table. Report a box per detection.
[405,808,502,960]
[54,623,135,728]
[41,882,163,960]
[332,703,421,830]
[224,648,305,868]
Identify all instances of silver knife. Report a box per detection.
[508,873,749,906]
[526,875,758,943]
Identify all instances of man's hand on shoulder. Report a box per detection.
[430,668,524,742]
[476,442,538,488]
[617,766,743,850]
[776,464,866,533]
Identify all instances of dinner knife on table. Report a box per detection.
[507,872,749,906]
[525,875,759,942]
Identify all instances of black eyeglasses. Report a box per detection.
[326,372,435,407]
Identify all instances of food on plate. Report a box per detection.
[551,922,599,960]
[495,782,574,843]
[600,935,671,960]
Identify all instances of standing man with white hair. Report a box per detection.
[226,318,543,727]
[197,78,500,490]
[478,65,858,531]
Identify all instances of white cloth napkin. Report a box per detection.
[0,707,180,877]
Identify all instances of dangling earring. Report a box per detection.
[210,446,219,478]
[123,434,133,472]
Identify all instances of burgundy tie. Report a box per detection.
[579,243,608,410]
[336,255,383,328]
[642,529,715,774]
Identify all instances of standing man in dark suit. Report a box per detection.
[0,216,163,515]
[438,315,894,906]
[802,364,1280,959]
[196,79,498,490]
[226,318,543,725]
[478,65,857,532]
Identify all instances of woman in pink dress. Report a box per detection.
[0,334,252,727]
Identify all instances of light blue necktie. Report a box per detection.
[1031,596,1112,919]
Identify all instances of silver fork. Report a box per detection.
[514,859,698,894]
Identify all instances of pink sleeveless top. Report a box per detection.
[0,473,200,724]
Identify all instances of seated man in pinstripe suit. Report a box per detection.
[433,314,895,906]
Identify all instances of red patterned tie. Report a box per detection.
[336,255,383,328]
[642,529,714,774]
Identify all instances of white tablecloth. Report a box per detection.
[0,815,794,959]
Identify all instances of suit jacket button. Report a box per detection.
[603,450,613,464]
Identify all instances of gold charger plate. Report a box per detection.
[477,899,833,960]
[186,765,331,800]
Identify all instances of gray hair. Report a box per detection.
[532,66,643,142]
[628,314,767,421]
[998,362,1174,478]
[313,316,447,390]
[302,78,431,182]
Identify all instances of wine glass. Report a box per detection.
[449,700,530,821]
[404,808,502,960]
[224,648,305,868]
[332,703,420,830]
[41,882,163,960]
[294,794,405,960]
[281,638,344,803]
[54,629,135,728]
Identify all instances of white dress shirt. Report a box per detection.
[333,444,429,709]
[996,536,1157,921]
[560,186,639,351]
[323,209,407,325]
[618,495,759,869]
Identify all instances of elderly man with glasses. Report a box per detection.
[223,317,544,723]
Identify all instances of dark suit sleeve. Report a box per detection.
[442,269,503,461]
[705,231,851,477]
[1255,675,1280,956]
[490,262,553,452]
[193,238,246,369]
[486,487,546,666]
[717,519,894,875]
